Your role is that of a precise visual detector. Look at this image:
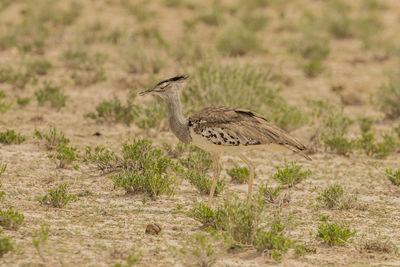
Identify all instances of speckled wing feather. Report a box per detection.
[188,106,311,160]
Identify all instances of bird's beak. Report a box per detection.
[139,86,156,96]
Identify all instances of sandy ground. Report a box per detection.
[0,0,400,266]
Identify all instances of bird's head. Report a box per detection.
[139,75,188,99]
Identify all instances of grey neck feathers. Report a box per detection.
[165,89,192,144]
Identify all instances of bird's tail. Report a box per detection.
[284,145,312,161]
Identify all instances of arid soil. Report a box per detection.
[0,0,399,266]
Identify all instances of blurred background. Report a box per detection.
[1,0,400,134]
[0,1,400,266]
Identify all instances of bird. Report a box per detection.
[139,75,311,206]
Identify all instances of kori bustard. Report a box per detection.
[140,75,311,205]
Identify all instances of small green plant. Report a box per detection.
[240,12,269,32]
[0,236,14,257]
[111,246,141,267]
[39,184,78,208]
[308,100,354,155]
[294,34,330,78]
[0,66,36,89]
[303,60,325,78]
[375,74,400,119]
[189,196,295,262]
[0,129,26,145]
[28,59,53,76]
[84,146,121,172]
[34,127,70,150]
[85,95,139,125]
[323,137,355,156]
[188,202,220,229]
[386,168,400,186]
[0,207,24,230]
[254,219,292,262]
[0,163,6,200]
[62,48,107,86]
[183,170,225,196]
[178,145,212,174]
[317,184,356,209]
[217,24,261,56]
[258,184,282,204]
[356,118,397,159]
[226,166,252,184]
[0,91,12,113]
[16,97,31,107]
[32,224,50,260]
[111,139,176,200]
[317,221,356,246]
[272,161,311,187]
[178,232,227,267]
[112,169,175,200]
[48,145,79,169]
[35,82,67,109]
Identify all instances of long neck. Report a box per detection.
[165,91,191,144]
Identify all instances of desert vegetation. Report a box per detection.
[0,0,399,266]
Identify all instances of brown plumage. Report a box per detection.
[140,75,311,206]
[189,106,311,160]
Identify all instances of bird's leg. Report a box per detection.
[208,153,220,206]
[239,154,255,207]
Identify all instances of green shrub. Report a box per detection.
[254,219,292,262]
[356,119,397,159]
[39,184,78,208]
[85,95,139,125]
[62,48,107,86]
[183,170,225,196]
[0,164,6,200]
[272,161,311,187]
[258,184,282,204]
[0,207,24,230]
[28,59,53,76]
[32,224,50,259]
[386,168,400,186]
[16,97,31,107]
[303,60,325,78]
[0,236,13,257]
[240,13,269,32]
[0,130,26,145]
[308,100,354,155]
[112,169,175,200]
[111,139,176,200]
[317,221,356,246]
[323,137,355,156]
[217,24,261,56]
[189,197,294,262]
[111,246,141,267]
[188,202,219,229]
[0,91,12,113]
[294,34,330,78]
[84,146,121,172]
[226,166,252,184]
[35,82,67,109]
[0,163,5,176]
[317,184,356,209]
[48,145,79,169]
[34,127,70,150]
[178,232,227,267]
[0,66,36,89]
[178,145,212,174]
[375,74,400,119]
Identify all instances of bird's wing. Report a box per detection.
[188,106,311,160]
